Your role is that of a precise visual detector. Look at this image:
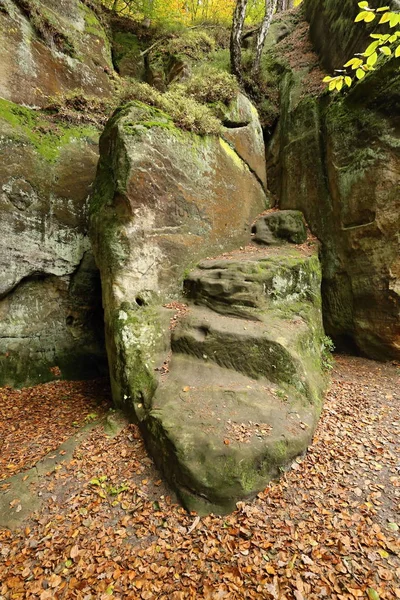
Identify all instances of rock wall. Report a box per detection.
[0,98,108,386]
[0,0,113,107]
[267,10,400,360]
[0,0,114,386]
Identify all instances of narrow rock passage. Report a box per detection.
[0,356,399,599]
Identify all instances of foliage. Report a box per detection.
[120,79,223,134]
[101,0,237,24]
[324,1,400,91]
[174,66,239,103]
[160,29,216,60]
[321,335,335,371]
[100,0,300,25]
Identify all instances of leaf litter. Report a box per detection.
[0,355,399,599]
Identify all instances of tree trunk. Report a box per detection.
[277,0,293,11]
[252,0,278,75]
[230,0,248,79]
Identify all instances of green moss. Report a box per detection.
[0,98,98,163]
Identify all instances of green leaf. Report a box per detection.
[329,80,336,91]
[356,68,366,79]
[343,57,363,69]
[65,559,73,568]
[323,76,333,82]
[363,40,380,56]
[379,12,391,24]
[355,10,369,22]
[387,521,399,531]
[336,79,344,91]
[389,13,400,27]
[90,478,100,486]
[345,76,352,87]
[358,0,369,7]
[364,11,376,22]
[395,44,400,57]
[376,6,390,12]
[367,589,380,600]
[380,46,392,55]
[367,51,378,65]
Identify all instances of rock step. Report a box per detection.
[145,355,320,514]
[184,247,321,320]
[171,305,323,403]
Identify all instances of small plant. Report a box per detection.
[84,412,98,423]
[89,475,129,499]
[321,335,335,371]
[324,1,400,91]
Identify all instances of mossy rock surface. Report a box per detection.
[0,99,107,387]
[89,100,268,409]
[265,10,400,360]
[140,245,326,514]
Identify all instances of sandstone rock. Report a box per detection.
[143,246,326,514]
[222,93,268,190]
[252,210,307,245]
[0,0,113,107]
[267,30,400,359]
[0,98,107,386]
[90,99,327,513]
[90,100,268,410]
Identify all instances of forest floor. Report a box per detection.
[0,356,399,600]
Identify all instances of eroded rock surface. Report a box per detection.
[267,15,400,360]
[139,245,326,514]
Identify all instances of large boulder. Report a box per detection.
[90,101,328,512]
[0,0,113,107]
[0,98,107,386]
[267,15,400,360]
[90,99,268,411]
[139,245,327,514]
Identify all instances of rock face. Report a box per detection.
[0,98,107,386]
[90,99,327,513]
[267,17,400,360]
[90,100,268,409]
[0,0,113,107]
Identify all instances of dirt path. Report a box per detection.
[0,356,399,599]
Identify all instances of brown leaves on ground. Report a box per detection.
[0,356,399,599]
[0,379,111,481]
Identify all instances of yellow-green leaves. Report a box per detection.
[323,75,352,91]
[355,10,376,23]
[324,1,400,93]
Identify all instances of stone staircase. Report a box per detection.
[142,223,327,514]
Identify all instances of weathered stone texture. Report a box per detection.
[0,0,113,107]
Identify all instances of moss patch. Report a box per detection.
[0,98,99,163]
